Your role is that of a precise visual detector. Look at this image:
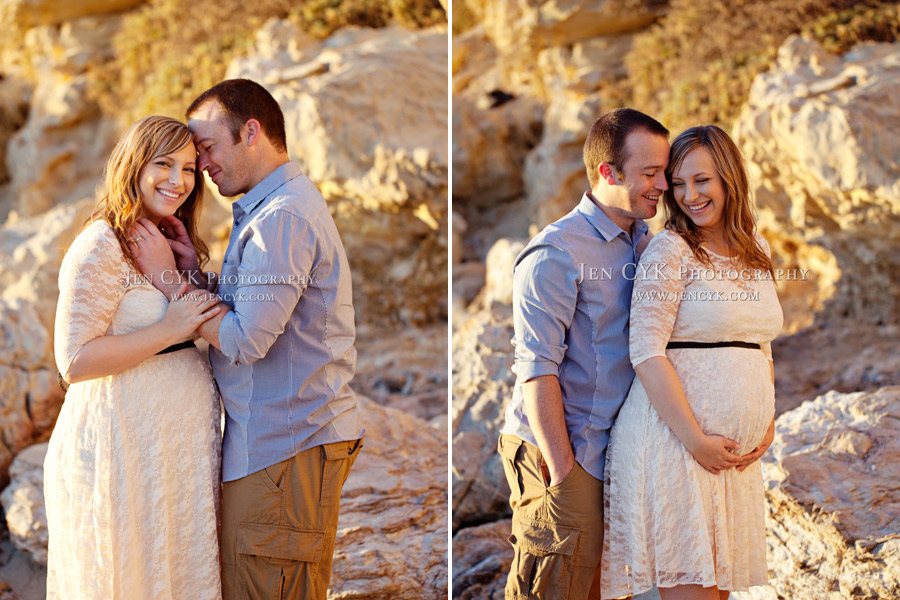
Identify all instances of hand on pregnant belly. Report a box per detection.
[687,432,743,475]
[735,418,775,472]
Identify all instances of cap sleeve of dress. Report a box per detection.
[629,232,686,368]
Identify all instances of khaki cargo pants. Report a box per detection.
[498,434,604,600]
[222,438,363,600]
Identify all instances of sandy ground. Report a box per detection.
[0,539,45,600]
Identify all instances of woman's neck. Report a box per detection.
[699,226,731,257]
[140,211,163,227]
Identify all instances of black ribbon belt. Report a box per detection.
[57,341,196,392]
[157,340,196,355]
[666,341,760,350]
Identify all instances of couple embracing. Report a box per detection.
[46,79,364,599]
[500,109,783,600]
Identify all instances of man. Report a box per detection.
[135,79,364,600]
[498,108,669,599]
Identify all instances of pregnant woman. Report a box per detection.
[602,125,783,600]
[46,116,223,599]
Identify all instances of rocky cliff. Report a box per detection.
[0,1,448,597]
[452,1,900,598]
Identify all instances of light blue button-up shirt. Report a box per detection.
[211,161,363,482]
[501,193,649,481]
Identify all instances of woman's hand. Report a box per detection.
[159,283,221,342]
[687,433,742,475]
[736,418,775,472]
[129,218,180,297]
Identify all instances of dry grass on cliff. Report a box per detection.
[623,0,900,134]
[90,0,446,124]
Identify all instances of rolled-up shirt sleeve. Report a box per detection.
[219,210,316,365]
[511,245,579,383]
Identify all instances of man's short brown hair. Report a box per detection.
[583,108,668,189]
[186,79,287,153]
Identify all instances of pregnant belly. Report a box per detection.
[669,347,774,455]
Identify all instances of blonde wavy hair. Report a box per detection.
[89,115,209,271]
[663,125,772,275]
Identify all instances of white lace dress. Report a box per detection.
[45,220,222,600]
[601,229,783,598]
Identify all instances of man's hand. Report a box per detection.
[736,418,775,472]
[129,218,185,299]
[158,215,200,274]
[542,453,575,487]
[522,375,577,488]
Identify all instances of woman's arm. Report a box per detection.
[635,357,742,474]
[629,234,741,474]
[62,286,221,384]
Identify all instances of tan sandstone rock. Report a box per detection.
[226,23,448,326]
[452,93,543,208]
[469,0,662,52]
[452,211,466,266]
[0,76,30,206]
[0,444,48,566]
[481,238,526,307]
[760,386,900,599]
[524,90,601,228]
[6,15,123,217]
[451,518,512,598]
[0,0,141,29]
[353,323,448,424]
[330,396,447,598]
[451,302,515,530]
[734,37,900,327]
[460,0,662,98]
[0,200,91,485]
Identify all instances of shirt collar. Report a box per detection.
[233,161,301,221]
[578,192,649,244]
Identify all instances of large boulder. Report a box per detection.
[452,2,663,259]
[0,300,61,489]
[0,200,92,486]
[5,15,123,218]
[353,324,448,423]
[227,23,448,326]
[772,320,900,416]
[327,396,448,598]
[0,198,93,332]
[734,37,900,327]
[451,518,512,599]
[452,237,533,530]
[451,301,514,531]
[0,397,448,597]
[0,0,141,29]
[523,91,601,227]
[0,76,30,199]
[467,0,662,65]
[761,386,900,599]
[452,92,543,208]
[0,444,48,566]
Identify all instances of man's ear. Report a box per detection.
[243,119,262,147]
[598,163,620,186]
